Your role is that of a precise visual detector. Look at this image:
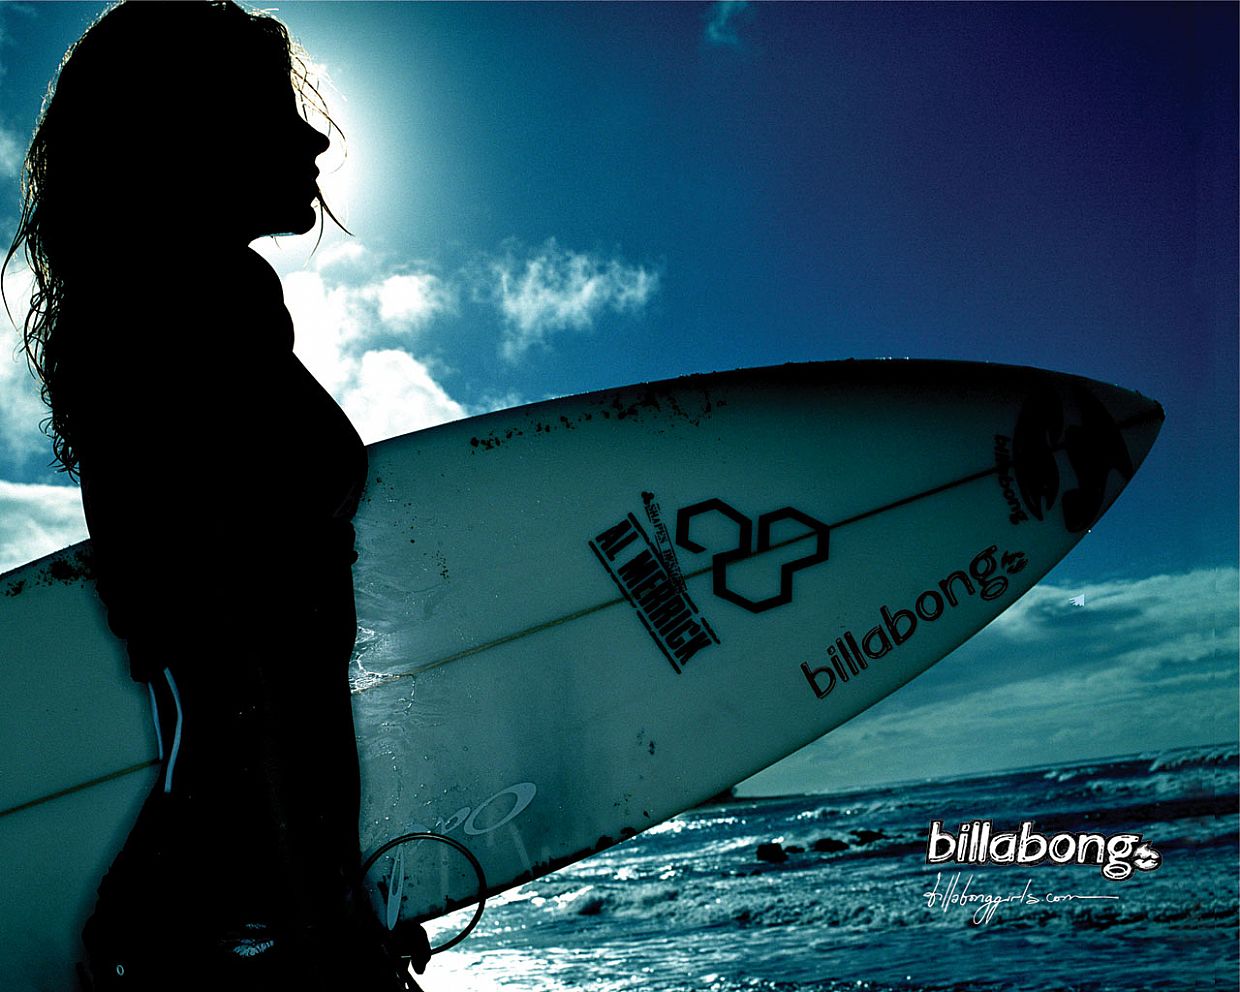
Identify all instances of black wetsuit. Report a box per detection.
[74,249,395,987]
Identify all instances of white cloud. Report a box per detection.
[0,479,87,574]
[0,124,21,178]
[488,239,660,361]
[277,242,457,345]
[0,261,51,469]
[0,346,44,465]
[366,272,454,330]
[341,349,466,445]
[258,239,466,444]
[705,1,751,47]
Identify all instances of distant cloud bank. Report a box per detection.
[744,567,1240,795]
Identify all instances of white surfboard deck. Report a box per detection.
[0,360,1162,989]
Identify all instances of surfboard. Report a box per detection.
[0,360,1162,990]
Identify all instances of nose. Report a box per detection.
[302,118,330,157]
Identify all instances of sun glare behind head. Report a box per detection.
[295,56,359,237]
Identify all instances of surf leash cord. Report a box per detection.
[361,831,489,987]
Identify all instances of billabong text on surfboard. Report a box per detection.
[993,435,1029,525]
[801,544,1029,700]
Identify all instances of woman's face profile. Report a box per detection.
[212,66,332,244]
[15,3,345,264]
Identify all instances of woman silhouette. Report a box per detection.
[7,2,427,988]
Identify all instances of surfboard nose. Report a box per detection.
[1011,373,1163,534]
[1084,377,1165,475]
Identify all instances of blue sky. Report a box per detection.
[0,2,1236,792]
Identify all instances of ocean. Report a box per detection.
[416,744,1238,992]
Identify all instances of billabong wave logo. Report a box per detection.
[927,819,1163,881]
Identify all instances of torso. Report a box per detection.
[73,247,368,679]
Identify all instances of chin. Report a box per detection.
[254,208,319,241]
[287,215,319,237]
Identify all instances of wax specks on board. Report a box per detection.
[467,387,724,454]
[3,545,95,596]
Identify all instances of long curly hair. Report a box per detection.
[3,1,345,479]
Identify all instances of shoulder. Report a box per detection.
[159,247,293,352]
[82,249,293,419]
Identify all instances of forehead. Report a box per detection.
[217,63,299,119]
